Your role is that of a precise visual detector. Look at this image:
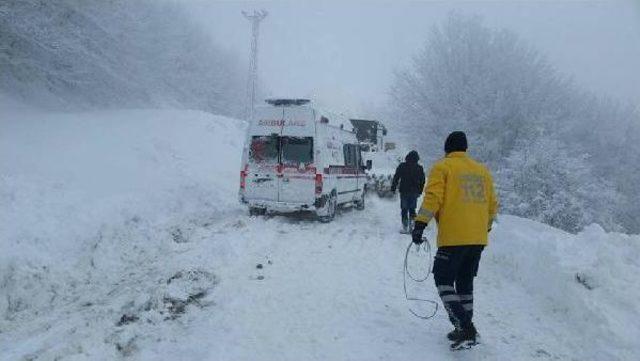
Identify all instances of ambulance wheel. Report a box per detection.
[354,192,365,210]
[319,195,336,223]
[249,207,266,216]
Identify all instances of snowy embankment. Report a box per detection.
[1,103,639,360]
[0,104,245,358]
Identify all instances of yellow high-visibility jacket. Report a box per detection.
[415,152,498,247]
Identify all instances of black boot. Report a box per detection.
[446,328,462,341]
[450,323,478,350]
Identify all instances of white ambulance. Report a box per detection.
[239,99,370,222]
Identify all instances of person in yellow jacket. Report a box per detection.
[411,131,498,350]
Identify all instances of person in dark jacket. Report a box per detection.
[391,150,425,232]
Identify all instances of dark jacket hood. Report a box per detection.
[405,150,419,163]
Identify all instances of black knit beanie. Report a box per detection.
[444,131,468,154]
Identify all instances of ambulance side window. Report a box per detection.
[343,144,358,168]
[342,144,351,167]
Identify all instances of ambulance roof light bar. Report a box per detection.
[265,98,311,106]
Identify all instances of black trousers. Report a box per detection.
[432,245,484,329]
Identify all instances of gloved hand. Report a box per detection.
[412,221,427,244]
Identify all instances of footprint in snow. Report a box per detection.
[231,220,246,229]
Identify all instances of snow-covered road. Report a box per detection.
[2,107,638,360]
[177,200,437,361]
[137,198,633,361]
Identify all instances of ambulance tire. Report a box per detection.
[354,191,365,211]
[249,207,266,216]
[319,194,337,223]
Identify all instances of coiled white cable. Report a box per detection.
[403,237,438,320]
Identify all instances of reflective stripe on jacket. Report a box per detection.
[415,152,498,247]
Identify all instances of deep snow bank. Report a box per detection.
[0,105,246,358]
[1,106,245,265]
[484,216,640,360]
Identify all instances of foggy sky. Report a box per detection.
[188,1,640,116]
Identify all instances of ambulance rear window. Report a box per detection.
[281,137,313,164]
[249,136,279,163]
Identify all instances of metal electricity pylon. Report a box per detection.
[242,9,268,121]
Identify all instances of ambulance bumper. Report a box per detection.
[247,200,316,213]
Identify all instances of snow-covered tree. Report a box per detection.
[498,138,621,233]
[561,96,640,233]
[390,13,639,233]
[0,0,245,117]
[391,13,572,166]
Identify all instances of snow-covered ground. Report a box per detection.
[1,104,639,360]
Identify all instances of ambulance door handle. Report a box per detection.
[254,177,272,184]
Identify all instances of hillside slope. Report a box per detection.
[1,105,638,360]
[0,0,244,115]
